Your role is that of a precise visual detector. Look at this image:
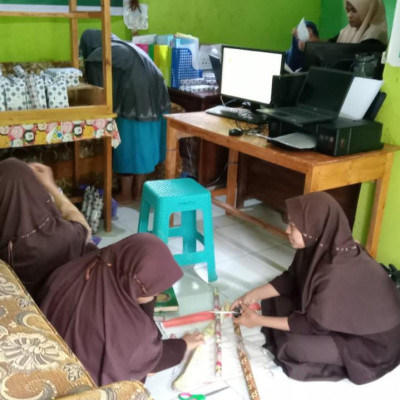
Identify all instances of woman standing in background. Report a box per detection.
[80,29,170,203]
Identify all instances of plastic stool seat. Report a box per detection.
[138,178,217,282]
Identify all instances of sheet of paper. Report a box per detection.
[297,18,310,42]
[339,77,383,120]
[387,0,400,67]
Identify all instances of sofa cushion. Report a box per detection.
[0,260,98,398]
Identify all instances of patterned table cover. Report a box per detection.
[0,118,121,149]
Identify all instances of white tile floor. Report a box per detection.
[98,198,400,400]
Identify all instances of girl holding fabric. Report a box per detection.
[80,29,170,203]
[38,233,204,385]
[232,192,400,384]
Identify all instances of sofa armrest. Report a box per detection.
[60,381,153,400]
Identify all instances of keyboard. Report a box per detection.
[206,105,268,124]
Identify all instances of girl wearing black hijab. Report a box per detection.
[232,192,400,384]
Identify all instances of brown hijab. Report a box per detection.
[286,192,400,335]
[0,158,91,300]
[39,233,184,385]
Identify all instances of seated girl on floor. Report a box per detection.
[232,192,400,385]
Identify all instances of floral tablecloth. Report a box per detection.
[0,118,120,149]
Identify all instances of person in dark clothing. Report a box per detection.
[80,29,170,203]
[285,21,319,71]
[0,158,204,384]
[39,233,204,385]
[0,158,95,301]
[232,192,400,384]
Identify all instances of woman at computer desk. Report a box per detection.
[288,0,388,71]
[331,0,388,46]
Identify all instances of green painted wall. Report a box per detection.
[0,0,320,62]
[319,0,400,265]
[141,0,320,51]
[0,17,127,62]
[374,64,400,265]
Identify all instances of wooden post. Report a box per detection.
[103,135,112,232]
[69,0,79,69]
[366,153,394,258]
[101,0,113,114]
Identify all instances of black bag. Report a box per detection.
[380,264,400,290]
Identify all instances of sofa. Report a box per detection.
[0,260,153,400]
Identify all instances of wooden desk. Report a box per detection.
[168,88,228,185]
[165,112,398,258]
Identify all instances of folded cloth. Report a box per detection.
[45,67,82,87]
[45,76,69,109]
[0,76,7,112]
[13,64,27,78]
[26,74,47,109]
[4,76,28,111]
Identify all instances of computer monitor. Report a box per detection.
[220,45,284,109]
[304,41,386,78]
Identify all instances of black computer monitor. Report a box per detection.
[304,41,386,78]
[220,45,284,109]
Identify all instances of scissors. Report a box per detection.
[209,306,242,318]
[178,386,229,399]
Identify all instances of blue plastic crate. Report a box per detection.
[171,48,202,88]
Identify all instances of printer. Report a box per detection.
[268,117,383,156]
[315,118,383,156]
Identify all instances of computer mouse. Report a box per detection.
[229,128,243,136]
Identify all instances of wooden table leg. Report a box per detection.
[166,121,179,179]
[303,167,316,194]
[73,142,80,188]
[226,149,239,208]
[365,153,394,258]
[103,136,112,232]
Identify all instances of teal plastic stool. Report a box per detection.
[138,178,217,282]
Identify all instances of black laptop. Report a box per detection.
[258,67,354,126]
[209,53,222,88]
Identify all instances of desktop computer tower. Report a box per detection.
[315,119,383,156]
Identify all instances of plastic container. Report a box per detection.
[131,34,157,45]
[171,48,202,89]
[156,34,174,46]
[154,45,172,87]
